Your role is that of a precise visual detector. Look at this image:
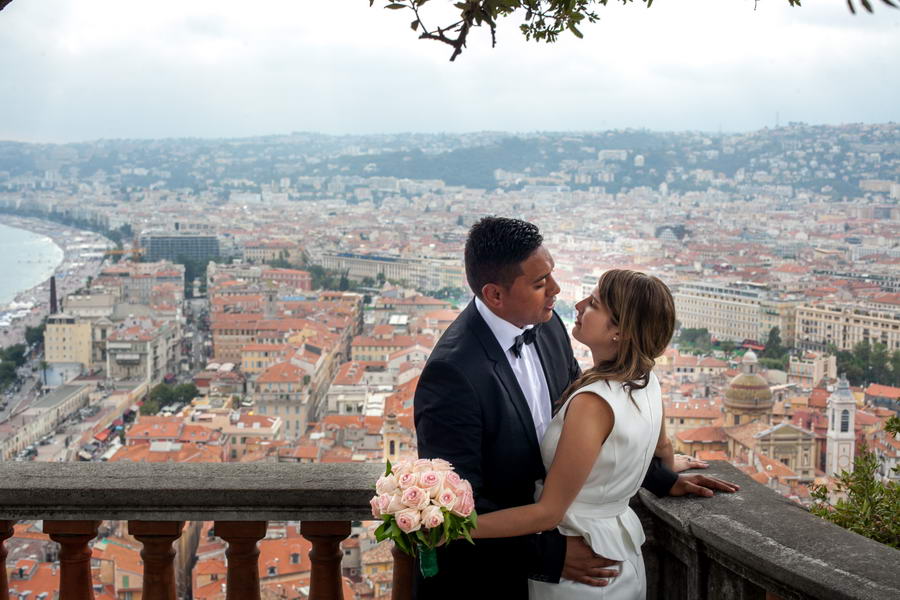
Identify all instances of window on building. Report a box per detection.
[291,553,300,564]
[389,440,396,455]
[268,566,277,576]
[841,409,849,433]
[733,414,740,425]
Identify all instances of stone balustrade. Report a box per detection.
[0,461,897,599]
[0,462,386,600]
[635,462,900,600]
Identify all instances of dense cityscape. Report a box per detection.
[1,122,898,598]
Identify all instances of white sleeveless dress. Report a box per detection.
[529,374,663,600]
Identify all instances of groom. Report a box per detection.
[413,217,737,599]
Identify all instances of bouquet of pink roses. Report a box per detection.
[371,458,477,577]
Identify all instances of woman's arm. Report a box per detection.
[655,415,675,472]
[471,392,614,539]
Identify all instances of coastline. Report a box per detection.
[0,215,112,348]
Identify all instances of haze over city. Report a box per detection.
[2,0,900,142]
[0,1,899,599]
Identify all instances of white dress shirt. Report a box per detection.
[475,297,552,441]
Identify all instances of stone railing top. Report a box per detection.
[637,461,900,600]
[0,462,383,521]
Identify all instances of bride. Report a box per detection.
[471,268,677,599]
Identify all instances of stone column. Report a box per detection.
[44,520,100,600]
[0,521,14,597]
[215,521,268,600]
[301,521,351,600]
[128,521,184,600]
[391,544,413,600]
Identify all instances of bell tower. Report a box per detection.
[825,375,856,477]
[382,412,402,464]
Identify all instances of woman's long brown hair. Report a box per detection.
[559,269,676,406]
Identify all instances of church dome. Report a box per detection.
[725,372,773,408]
[725,349,772,409]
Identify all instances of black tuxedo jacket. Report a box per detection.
[413,301,676,599]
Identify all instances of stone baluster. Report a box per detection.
[215,521,268,600]
[128,521,184,600]
[1,521,14,598]
[44,520,100,600]
[300,521,351,600]
[390,544,413,600]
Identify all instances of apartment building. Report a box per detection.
[673,282,797,344]
[44,313,92,370]
[795,303,900,352]
[788,351,837,387]
[94,261,185,305]
[106,317,181,383]
[142,233,220,263]
[319,252,465,291]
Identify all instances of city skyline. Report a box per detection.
[2,0,899,143]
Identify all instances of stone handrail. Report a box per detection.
[1,461,898,599]
[0,462,382,521]
[634,461,900,600]
[0,462,388,600]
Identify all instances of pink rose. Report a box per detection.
[458,479,473,496]
[443,471,462,492]
[413,458,433,473]
[430,458,453,472]
[379,492,405,515]
[435,487,458,511]
[370,496,382,519]
[401,486,430,510]
[418,471,445,497]
[451,491,475,518]
[397,472,418,490]
[421,505,444,529]
[395,508,422,534]
[376,473,399,495]
[392,460,413,476]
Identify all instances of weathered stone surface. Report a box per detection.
[0,462,382,521]
[637,462,900,600]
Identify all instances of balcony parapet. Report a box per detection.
[0,462,387,600]
[635,461,900,600]
[0,462,382,521]
[1,461,897,600]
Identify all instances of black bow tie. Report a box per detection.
[510,327,537,358]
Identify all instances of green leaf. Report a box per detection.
[395,534,412,555]
[567,23,583,39]
[461,527,475,545]
[469,510,478,528]
[374,522,388,540]
[442,517,451,543]
[411,19,420,31]
[385,459,393,476]
[388,522,402,538]
[385,2,407,9]
[415,529,430,546]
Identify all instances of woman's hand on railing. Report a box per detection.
[673,454,708,473]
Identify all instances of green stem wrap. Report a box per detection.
[418,544,439,578]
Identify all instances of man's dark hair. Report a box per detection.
[464,217,543,298]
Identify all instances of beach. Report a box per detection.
[0,216,111,348]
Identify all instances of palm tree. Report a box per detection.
[39,360,49,387]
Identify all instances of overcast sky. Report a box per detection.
[1,0,898,143]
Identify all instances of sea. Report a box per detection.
[0,221,64,307]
